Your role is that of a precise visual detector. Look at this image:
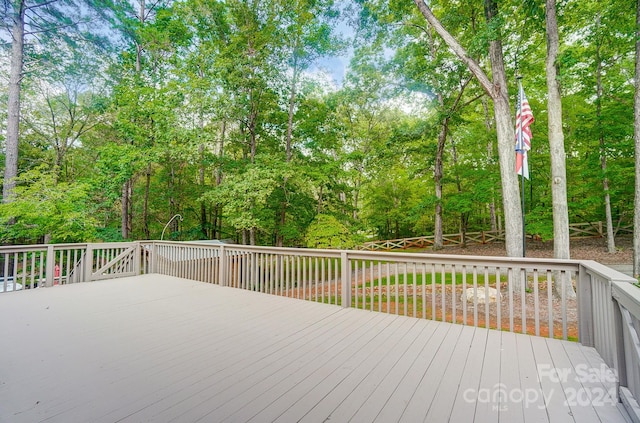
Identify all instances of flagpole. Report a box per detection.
[517,76,526,258]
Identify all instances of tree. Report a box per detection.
[412,0,523,258]
[545,0,573,298]
[1,0,119,204]
[634,0,640,278]
[275,0,341,247]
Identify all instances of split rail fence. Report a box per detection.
[359,221,633,251]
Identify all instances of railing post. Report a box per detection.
[219,245,227,286]
[45,245,55,287]
[134,242,141,275]
[150,242,157,274]
[341,251,351,308]
[84,244,94,282]
[251,252,257,291]
[612,296,626,391]
[577,264,594,347]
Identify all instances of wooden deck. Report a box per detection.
[0,274,631,423]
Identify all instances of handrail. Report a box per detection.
[610,281,640,422]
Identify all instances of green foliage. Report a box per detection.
[305,214,355,249]
[2,0,638,249]
[0,168,98,243]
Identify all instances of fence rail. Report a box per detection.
[3,239,640,421]
[360,221,634,251]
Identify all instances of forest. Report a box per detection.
[0,0,637,256]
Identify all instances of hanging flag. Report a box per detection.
[515,85,534,179]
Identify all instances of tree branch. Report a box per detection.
[25,0,59,11]
[412,0,495,99]
[24,18,85,35]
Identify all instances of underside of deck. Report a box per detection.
[0,275,630,423]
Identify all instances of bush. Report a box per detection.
[305,214,355,249]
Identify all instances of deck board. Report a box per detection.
[0,274,630,423]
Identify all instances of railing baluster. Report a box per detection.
[314,257,319,303]
[441,264,446,322]
[385,262,391,313]
[534,269,540,337]
[547,270,553,339]
[362,260,366,311]
[508,267,514,332]
[302,256,307,300]
[12,252,18,284]
[431,264,436,321]
[30,252,36,289]
[320,258,325,304]
[327,258,332,304]
[413,263,417,318]
[354,259,359,309]
[394,263,399,315]
[21,252,26,289]
[562,271,567,340]
[403,263,408,317]
[473,266,478,327]
[65,249,71,284]
[462,266,467,325]
[496,268,502,332]
[451,265,456,324]
[377,261,382,313]
[521,268,526,335]
[485,267,490,330]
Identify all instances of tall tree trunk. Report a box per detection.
[546,0,575,298]
[277,62,299,247]
[450,136,467,247]
[4,1,25,204]
[128,178,134,236]
[413,0,523,260]
[169,165,176,239]
[121,181,129,239]
[484,0,523,259]
[482,97,498,232]
[135,0,145,73]
[212,121,226,240]
[121,0,146,239]
[199,144,207,239]
[633,0,640,278]
[143,163,151,239]
[595,15,616,254]
[433,119,447,250]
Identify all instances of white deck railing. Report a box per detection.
[142,242,588,340]
[0,242,139,291]
[2,240,640,419]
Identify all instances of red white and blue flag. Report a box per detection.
[515,85,534,179]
